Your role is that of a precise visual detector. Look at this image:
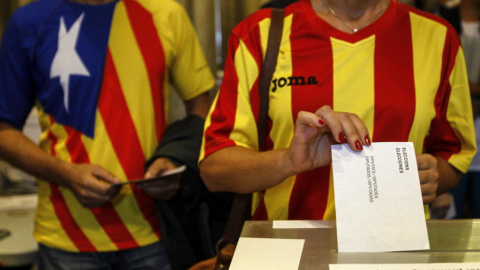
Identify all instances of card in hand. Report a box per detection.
[111,165,186,187]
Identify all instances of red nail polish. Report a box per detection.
[365,135,371,145]
[355,140,363,151]
[318,119,326,125]
[339,132,347,144]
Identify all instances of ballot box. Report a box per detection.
[238,220,480,269]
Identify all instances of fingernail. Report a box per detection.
[339,132,347,144]
[355,140,363,151]
[318,119,326,125]
[365,135,371,145]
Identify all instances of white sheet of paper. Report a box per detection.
[331,142,429,252]
[329,263,480,270]
[273,220,332,229]
[230,237,304,270]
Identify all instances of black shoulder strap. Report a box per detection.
[221,7,285,247]
[257,7,284,151]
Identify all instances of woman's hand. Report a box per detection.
[288,105,371,175]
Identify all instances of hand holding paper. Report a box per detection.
[111,165,186,187]
[331,142,429,252]
[288,106,370,175]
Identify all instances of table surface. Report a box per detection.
[0,195,37,267]
[240,220,480,269]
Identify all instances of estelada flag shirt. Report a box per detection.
[200,0,476,221]
[0,0,214,252]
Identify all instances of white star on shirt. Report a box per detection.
[50,13,90,112]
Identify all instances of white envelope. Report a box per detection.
[331,142,429,252]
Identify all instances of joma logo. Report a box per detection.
[271,76,318,92]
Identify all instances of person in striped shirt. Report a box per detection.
[199,0,476,221]
[0,0,214,269]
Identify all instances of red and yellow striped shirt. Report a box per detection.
[200,0,476,221]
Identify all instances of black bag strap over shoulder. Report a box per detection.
[215,8,285,270]
[257,7,284,152]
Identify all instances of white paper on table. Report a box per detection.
[273,220,332,229]
[329,263,480,270]
[331,142,429,253]
[229,237,304,270]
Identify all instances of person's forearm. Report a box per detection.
[200,146,296,193]
[0,121,71,185]
[435,156,461,195]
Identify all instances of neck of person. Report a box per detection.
[312,0,390,33]
[67,0,116,5]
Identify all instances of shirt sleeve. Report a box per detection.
[168,3,215,101]
[0,13,35,129]
[424,33,477,173]
[200,21,266,161]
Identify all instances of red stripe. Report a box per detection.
[46,118,97,251]
[252,198,268,220]
[204,35,241,157]
[124,0,166,142]
[49,185,98,251]
[289,14,334,220]
[289,169,331,220]
[98,50,160,238]
[373,12,416,142]
[63,126,139,250]
[64,127,89,163]
[424,33,461,160]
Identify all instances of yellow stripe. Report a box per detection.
[88,113,160,246]
[260,15,295,220]
[199,93,219,161]
[446,49,476,172]
[36,104,51,152]
[409,12,445,153]
[49,123,70,162]
[331,36,375,133]
[34,108,77,250]
[424,205,430,219]
[109,2,156,158]
[329,37,375,221]
[34,184,78,251]
[231,41,260,149]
